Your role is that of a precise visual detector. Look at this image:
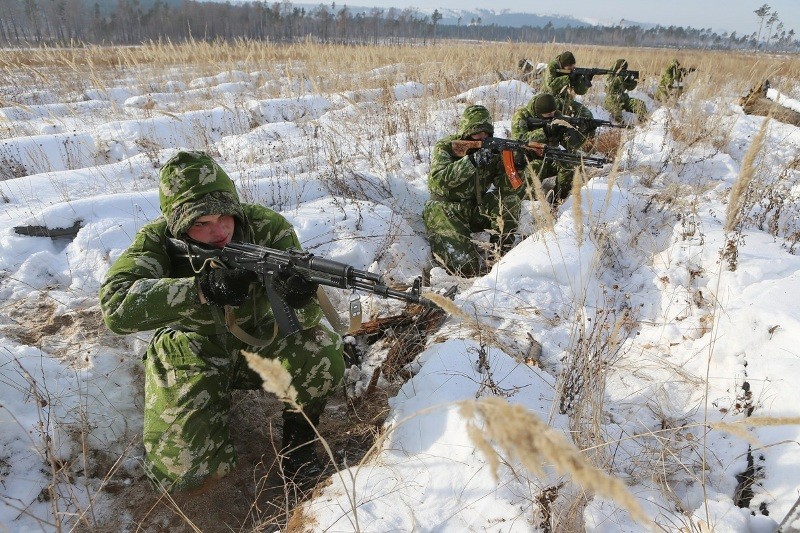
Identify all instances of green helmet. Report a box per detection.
[531,93,557,116]
[158,150,245,237]
[557,51,576,67]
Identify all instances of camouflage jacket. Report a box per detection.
[605,71,638,96]
[100,154,321,337]
[428,105,522,203]
[428,134,515,203]
[659,60,684,90]
[511,96,582,151]
[541,59,591,97]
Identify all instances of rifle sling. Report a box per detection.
[223,286,354,345]
[224,306,279,347]
[315,286,356,335]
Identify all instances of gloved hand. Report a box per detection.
[272,270,319,309]
[198,267,257,307]
[571,71,592,87]
[468,147,494,167]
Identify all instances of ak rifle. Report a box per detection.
[451,137,610,169]
[558,66,640,81]
[167,238,435,337]
[526,116,629,130]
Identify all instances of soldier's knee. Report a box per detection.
[285,326,346,404]
[143,433,235,493]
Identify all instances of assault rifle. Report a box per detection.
[526,116,628,130]
[555,67,639,88]
[571,67,640,80]
[167,238,435,337]
[451,137,610,169]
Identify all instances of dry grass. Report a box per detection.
[461,397,651,527]
[3,41,799,106]
[712,416,800,446]
[4,39,800,532]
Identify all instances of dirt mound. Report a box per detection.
[740,81,800,127]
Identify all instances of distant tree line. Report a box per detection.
[0,0,797,51]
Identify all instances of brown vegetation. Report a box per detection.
[3,40,800,532]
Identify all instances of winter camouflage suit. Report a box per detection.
[656,59,689,102]
[511,93,579,201]
[423,105,524,276]
[603,59,647,123]
[99,151,344,492]
[540,51,596,147]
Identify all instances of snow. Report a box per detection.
[1,58,800,533]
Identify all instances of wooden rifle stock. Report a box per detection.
[450,138,547,190]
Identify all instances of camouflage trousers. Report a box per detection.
[142,322,344,492]
[605,93,647,122]
[423,192,521,276]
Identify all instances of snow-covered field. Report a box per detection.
[1,47,799,532]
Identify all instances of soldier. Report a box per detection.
[511,93,578,202]
[656,58,693,102]
[423,105,524,277]
[99,150,345,493]
[540,50,597,148]
[518,58,540,83]
[604,58,647,123]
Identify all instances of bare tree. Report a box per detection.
[431,9,442,44]
[754,3,771,49]
[765,11,779,48]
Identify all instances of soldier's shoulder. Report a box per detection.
[434,133,460,148]
[243,203,287,225]
[138,217,168,239]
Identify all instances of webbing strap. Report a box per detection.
[316,286,363,335]
[224,306,278,347]
[223,286,360,345]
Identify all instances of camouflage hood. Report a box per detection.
[158,150,245,237]
[457,105,494,139]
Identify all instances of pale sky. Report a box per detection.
[350,0,797,37]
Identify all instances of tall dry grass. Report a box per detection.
[4,39,800,532]
[3,41,799,105]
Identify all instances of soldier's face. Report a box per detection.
[470,132,489,140]
[187,214,235,248]
[563,64,575,72]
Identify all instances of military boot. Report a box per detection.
[280,409,327,486]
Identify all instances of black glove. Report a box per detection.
[272,270,319,309]
[571,71,592,87]
[468,147,494,167]
[198,267,257,307]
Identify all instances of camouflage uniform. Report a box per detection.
[422,105,524,277]
[656,59,687,102]
[99,151,344,492]
[604,59,647,122]
[540,51,596,147]
[511,93,578,201]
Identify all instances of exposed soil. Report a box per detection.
[70,383,393,533]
